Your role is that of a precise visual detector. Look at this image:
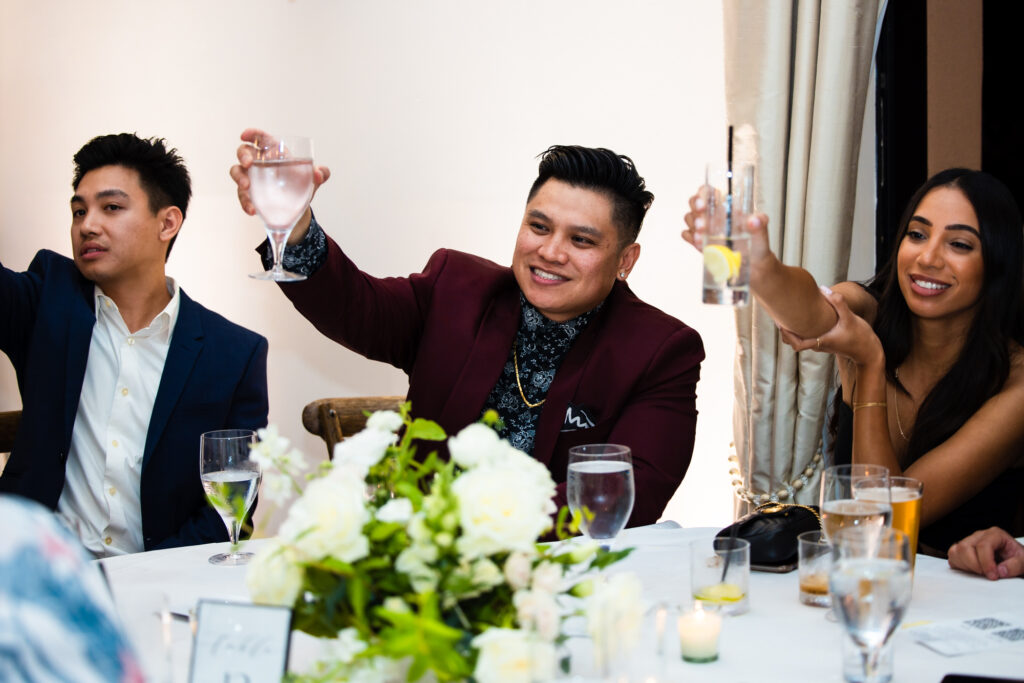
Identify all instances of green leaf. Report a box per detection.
[406,418,447,442]
[349,575,367,621]
[316,557,355,575]
[368,521,402,542]
[590,546,634,569]
[393,481,424,506]
[554,505,572,540]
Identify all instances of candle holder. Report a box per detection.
[678,602,722,663]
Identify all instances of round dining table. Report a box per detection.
[99,524,1024,682]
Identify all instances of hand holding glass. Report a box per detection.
[248,134,315,282]
[567,444,635,545]
[200,429,260,565]
[700,164,754,306]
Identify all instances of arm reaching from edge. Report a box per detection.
[682,188,876,336]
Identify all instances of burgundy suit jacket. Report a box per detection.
[281,237,705,526]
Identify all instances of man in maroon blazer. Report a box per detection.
[232,134,704,527]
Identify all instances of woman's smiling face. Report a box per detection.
[897,185,984,326]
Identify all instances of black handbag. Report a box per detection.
[717,503,822,569]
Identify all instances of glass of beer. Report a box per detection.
[856,476,922,570]
[820,464,892,543]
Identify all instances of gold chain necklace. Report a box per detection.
[893,367,909,441]
[513,344,545,409]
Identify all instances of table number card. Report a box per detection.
[189,600,292,683]
[908,612,1024,657]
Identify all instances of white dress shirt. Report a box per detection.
[57,279,180,557]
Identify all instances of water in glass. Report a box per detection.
[567,460,635,539]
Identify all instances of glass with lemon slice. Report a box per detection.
[700,164,754,306]
[690,536,750,616]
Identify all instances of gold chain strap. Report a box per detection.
[752,502,822,528]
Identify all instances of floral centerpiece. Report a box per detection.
[246,406,634,682]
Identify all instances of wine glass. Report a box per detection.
[829,527,912,683]
[567,444,635,548]
[200,429,260,565]
[247,134,315,282]
[820,464,892,543]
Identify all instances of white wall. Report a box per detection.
[0,0,814,533]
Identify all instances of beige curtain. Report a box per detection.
[723,0,881,512]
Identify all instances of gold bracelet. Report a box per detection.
[852,401,887,412]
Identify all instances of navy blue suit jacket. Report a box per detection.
[0,250,269,550]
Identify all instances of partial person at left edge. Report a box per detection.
[0,133,269,555]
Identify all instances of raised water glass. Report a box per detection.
[247,134,315,282]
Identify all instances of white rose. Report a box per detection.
[447,423,504,468]
[366,410,404,433]
[472,558,504,589]
[503,551,534,591]
[407,513,433,544]
[250,424,289,468]
[513,589,562,642]
[452,462,556,559]
[331,428,397,475]
[396,544,440,593]
[279,475,369,562]
[499,446,557,490]
[246,540,303,606]
[376,497,413,524]
[382,596,411,614]
[260,471,293,506]
[472,628,556,683]
[319,627,367,665]
[531,561,562,594]
[279,447,307,471]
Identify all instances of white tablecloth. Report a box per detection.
[99,526,1024,682]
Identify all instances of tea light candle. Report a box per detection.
[678,603,722,663]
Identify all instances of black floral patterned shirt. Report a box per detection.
[259,214,328,275]
[483,297,599,454]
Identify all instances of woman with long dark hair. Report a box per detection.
[684,168,1024,554]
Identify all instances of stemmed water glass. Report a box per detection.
[829,527,912,683]
[200,429,260,565]
[567,444,635,548]
[247,134,315,282]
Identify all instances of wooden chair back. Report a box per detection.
[301,396,405,458]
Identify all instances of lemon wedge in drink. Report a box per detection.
[695,582,745,603]
[703,244,742,284]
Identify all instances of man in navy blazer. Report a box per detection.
[232,136,702,527]
[0,134,268,553]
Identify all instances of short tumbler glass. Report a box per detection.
[798,530,832,607]
[690,536,750,616]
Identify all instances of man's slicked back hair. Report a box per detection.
[528,145,654,245]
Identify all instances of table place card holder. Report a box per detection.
[188,600,292,683]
